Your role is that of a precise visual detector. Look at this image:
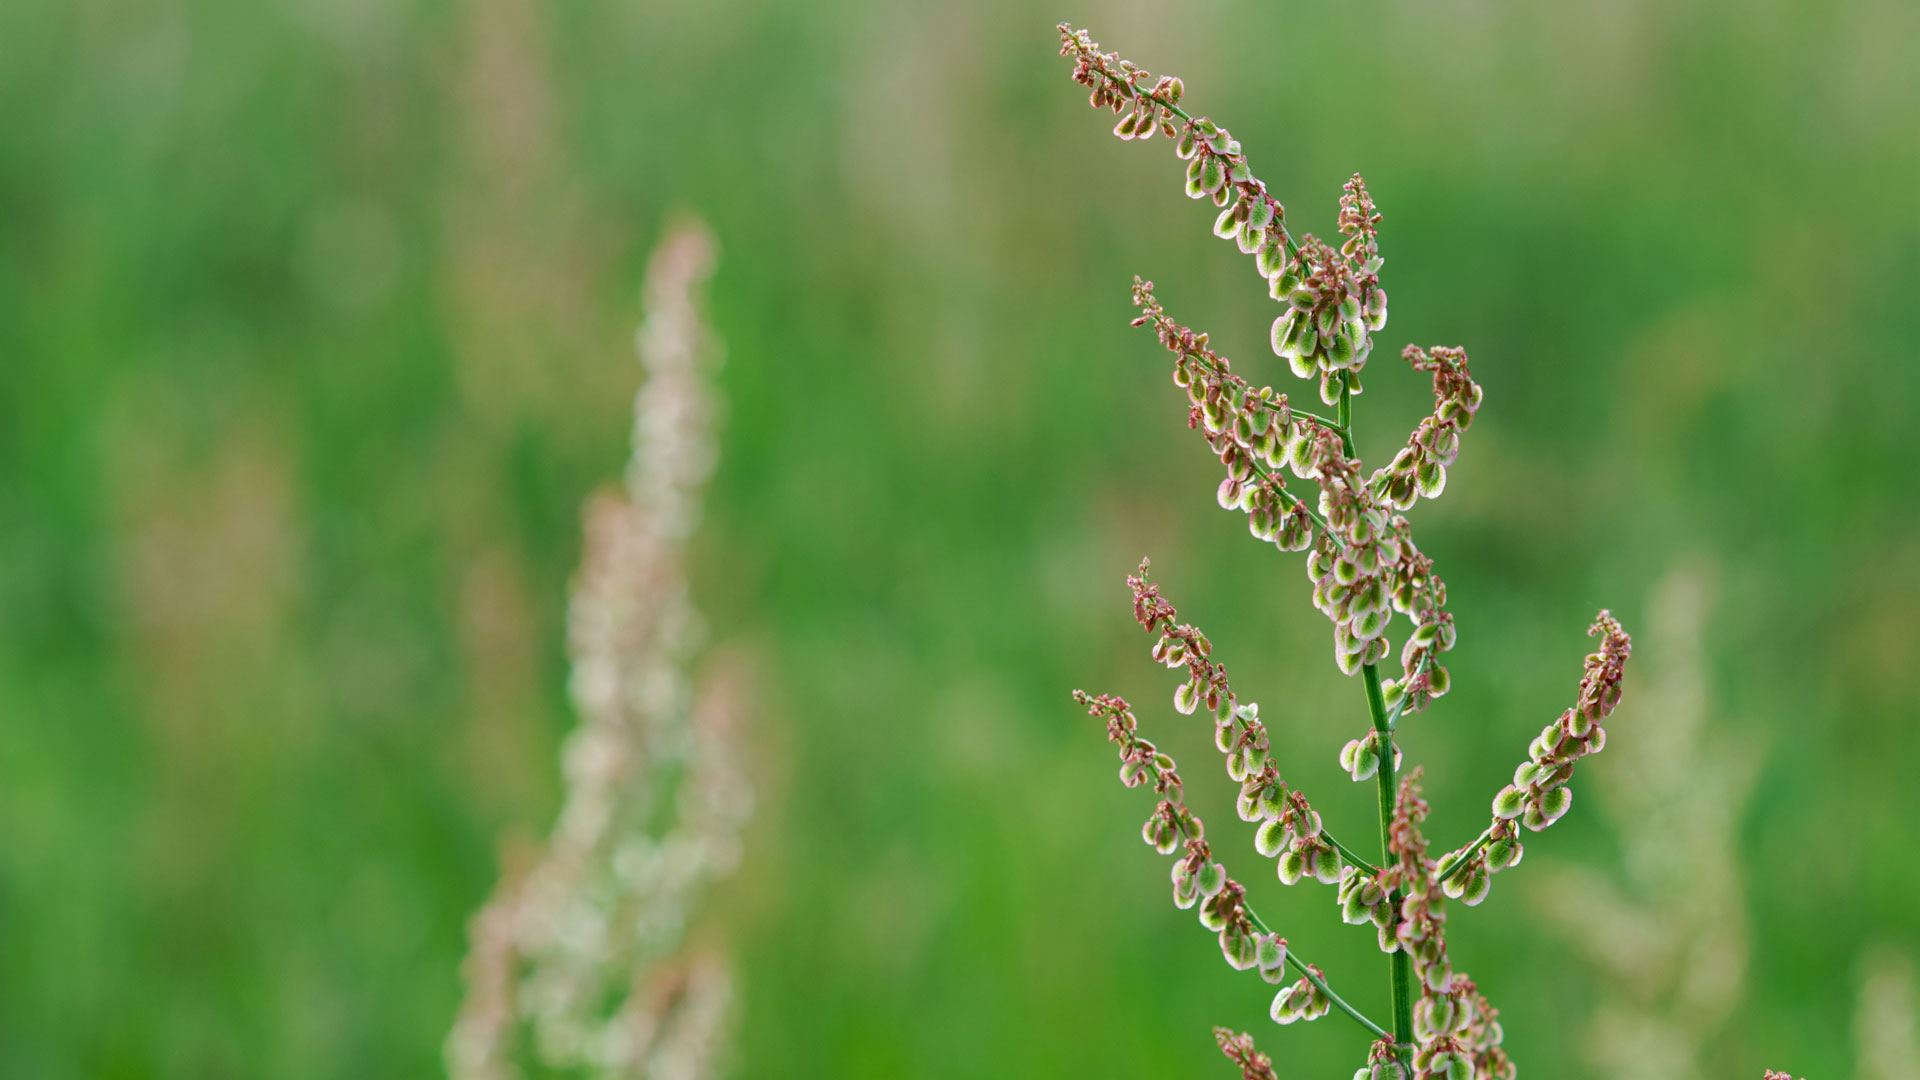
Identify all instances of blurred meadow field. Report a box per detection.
[3,0,1918,1076]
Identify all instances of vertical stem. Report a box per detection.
[1363,663,1414,1055]
[1339,375,1416,1058]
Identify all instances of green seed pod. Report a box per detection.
[1228,158,1251,183]
[1214,205,1240,239]
[1288,349,1317,381]
[1427,664,1451,696]
[1351,741,1381,782]
[1461,864,1491,906]
[1290,319,1320,353]
[1175,127,1199,160]
[1200,154,1226,193]
[1255,817,1289,858]
[1312,848,1343,884]
[1197,860,1227,897]
[1540,783,1573,824]
[1221,926,1259,970]
[1256,932,1287,973]
[1257,240,1286,278]
[1198,894,1229,931]
[1236,782,1263,823]
[1415,460,1447,498]
[1319,372,1343,407]
[1341,887,1372,925]
[1173,873,1199,910]
[1277,849,1306,885]
[1270,985,1301,1024]
[1235,221,1262,255]
[1246,198,1275,230]
[1328,328,1356,366]
[1363,636,1390,666]
[1120,757,1146,786]
[1113,111,1140,138]
[1484,836,1516,870]
[1334,639,1362,675]
[1239,743,1268,777]
[1308,984,1332,1019]
[1522,803,1548,832]
[1316,304,1338,338]
[1256,783,1287,821]
[1174,680,1200,715]
[1364,288,1389,329]
[1271,308,1300,354]
[1491,785,1526,819]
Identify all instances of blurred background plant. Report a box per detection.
[1,0,1917,1077]
[1528,560,1758,1076]
[445,219,747,1080]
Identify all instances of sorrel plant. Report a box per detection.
[1057,25,1635,1078]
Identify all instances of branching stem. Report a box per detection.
[1243,906,1392,1042]
[1323,833,1381,878]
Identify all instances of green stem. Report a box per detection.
[1343,375,1417,1063]
[1435,827,1496,885]
[1323,832,1381,878]
[1292,409,1347,435]
[1243,907,1392,1042]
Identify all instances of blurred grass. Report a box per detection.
[2,0,1917,1076]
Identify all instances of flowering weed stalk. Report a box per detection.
[1057,25,1637,1077]
[447,219,750,1080]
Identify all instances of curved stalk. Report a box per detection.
[1436,827,1496,885]
[1243,907,1392,1042]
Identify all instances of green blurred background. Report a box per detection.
[4,0,1918,1076]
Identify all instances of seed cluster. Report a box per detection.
[1059,23,1636,1079]
[1214,1028,1282,1080]
[1075,689,1286,979]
